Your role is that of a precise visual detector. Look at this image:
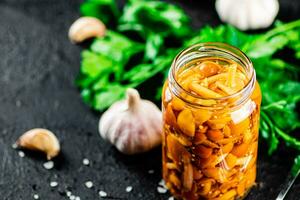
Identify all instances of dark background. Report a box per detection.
[0,0,299,199]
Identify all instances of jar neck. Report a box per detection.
[168,42,256,109]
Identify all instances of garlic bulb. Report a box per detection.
[216,0,279,30]
[99,88,162,155]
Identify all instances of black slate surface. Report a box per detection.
[0,0,299,199]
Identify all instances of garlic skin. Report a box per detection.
[99,88,162,155]
[17,128,60,160]
[216,0,279,30]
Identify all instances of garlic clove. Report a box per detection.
[99,88,162,155]
[16,128,60,160]
[68,16,106,43]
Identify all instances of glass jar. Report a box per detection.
[162,43,261,200]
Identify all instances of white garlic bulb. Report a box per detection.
[99,88,162,155]
[216,0,279,30]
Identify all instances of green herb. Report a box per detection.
[118,0,190,39]
[292,155,300,177]
[77,0,300,173]
[77,0,187,110]
[80,0,119,25]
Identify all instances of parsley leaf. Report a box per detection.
[80,0,119,25]
[118,0,190,39]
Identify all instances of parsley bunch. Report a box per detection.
[77,0,300,172]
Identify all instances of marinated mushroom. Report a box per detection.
[162,56,261,199]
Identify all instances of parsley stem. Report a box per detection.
[262,100,287,110]
[261,19,300,41]
[275,127,300,150]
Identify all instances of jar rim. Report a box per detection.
[168,42,256,108]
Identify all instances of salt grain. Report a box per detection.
[66,191,72,197]
[158,179,166,188]
[50,181,58,187]
[157,186,167,194]
[82,158,90,166]
[75,197,81,200]
[85,181,93,188]
[18,151,25,158]
[70,195,75,200]
[12,143,18,149]
[43,161,54,170]
[168,197,174,200]
[99,191,107,197]
[33,194,39,199]
[125,186,133,192]
[148,169,154,174]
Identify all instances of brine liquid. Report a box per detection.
[162,58,262,200]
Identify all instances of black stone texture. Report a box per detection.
[0,0,299,199]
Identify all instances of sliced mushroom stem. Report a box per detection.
[189,82,222,98]
[227,64,237,87]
